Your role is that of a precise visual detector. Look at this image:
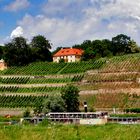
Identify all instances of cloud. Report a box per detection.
[10,0,140,49]
[4,0,30,12]
[10,26,24,38]
[42,0,90,20]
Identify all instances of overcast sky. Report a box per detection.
[1,0,140,49]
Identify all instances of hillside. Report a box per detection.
[0,53,140,112]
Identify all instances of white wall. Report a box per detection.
[53,55,81,63]
[67,55,75,62]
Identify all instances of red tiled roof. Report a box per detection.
[53,48,84,57]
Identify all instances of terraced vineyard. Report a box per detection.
[99,53,140,73]
[0,53,140,110]
[80,93,140,110]
[0,95,47,108]
[0,59,105,75]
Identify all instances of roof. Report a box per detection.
[53,48,84,57]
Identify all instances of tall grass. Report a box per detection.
[0,124,139,140]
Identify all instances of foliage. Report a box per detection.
[2,36,52,66]
[124,108,140,113]
[73,34,140,60]
[31,35,51,49]
[42,95,65,113]
[110,114,140,117]
[33,105,43,116]
[4,37,31,66]
[61,85,80,112]
[30,35,52,62]
[59,58,65,63]
[38,118,50,126]
[23,108,31,117]
[0,46,4,59]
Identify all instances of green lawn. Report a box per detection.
[0,124,139,140]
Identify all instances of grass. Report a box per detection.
[110,114,140,117]
[0,124,139,140]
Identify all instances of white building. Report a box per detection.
[53,48,83,63]
[0,59,7,71]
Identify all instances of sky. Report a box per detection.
[1,0,140,50]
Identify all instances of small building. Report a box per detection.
[53,48,84,63]
[0,59,7,71]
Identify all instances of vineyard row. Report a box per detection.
[0,75,84,84]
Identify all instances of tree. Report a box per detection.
[31,35,51,49]
[112,34,131,55]
[4,37,31,66]
[30,35,52,62]
[61,85,80,112]
[42,95,65,113]
[128,40,140,53]
[0,46,4,59]
[101,39,113,57]
[73,39,113,61]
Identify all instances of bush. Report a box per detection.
[38,118,50,126]
[42,95,65,113]
[61,85,80,112]
[23,108,31,117]
[124,108,140,113]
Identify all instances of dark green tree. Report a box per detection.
[31,35,51,49]
[0,46,4,59]
[73,34,140,60]
[112,34,131,55]
[30,35,52,62]
[61,85,80,112]
[74,39,113,60]
[4,37,31,66]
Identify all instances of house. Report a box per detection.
[0,59,7,70]
[53,48,84,63]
